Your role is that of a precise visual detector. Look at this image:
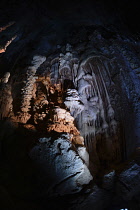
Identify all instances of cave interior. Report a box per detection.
[0,0,140,210]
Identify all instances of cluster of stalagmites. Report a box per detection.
[0,51,84,144]
[0,44,120,164]
[0,35,140,170]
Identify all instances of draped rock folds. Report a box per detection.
[0,37,140,171]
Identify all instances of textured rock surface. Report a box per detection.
[30,134,92,196]
[117,163,140,200]
[70,185,113,210]
[0,0,140,209]
[68,164,140,210]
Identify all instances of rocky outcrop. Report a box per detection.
[117,163,140,201]
[68,163,140,210]
[30,133,92,196]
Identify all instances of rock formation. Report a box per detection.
[0,0,140,209]
[30,134,92,196]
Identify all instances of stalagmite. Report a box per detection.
[19,55,46,122]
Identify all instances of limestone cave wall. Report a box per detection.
[0,1,140,210]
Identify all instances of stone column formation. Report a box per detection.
[0,39,140,168]
[0,23,140,209]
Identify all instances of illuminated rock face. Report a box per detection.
[0,36,140,168]
[30,134,92,196]
[0,47,121,169]
[75,56,120,167]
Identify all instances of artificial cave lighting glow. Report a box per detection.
[120,209,128,210]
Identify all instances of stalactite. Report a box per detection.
[101,60,112,85]
[75,55,120,161]
[0,35,17,53]
[64,89,84,118]
[98,62,111,106]
[98,60,117,135]
[78,78,91,96]
[72,63,79,87]
[58,45,79,85]
[0,21,15,33]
